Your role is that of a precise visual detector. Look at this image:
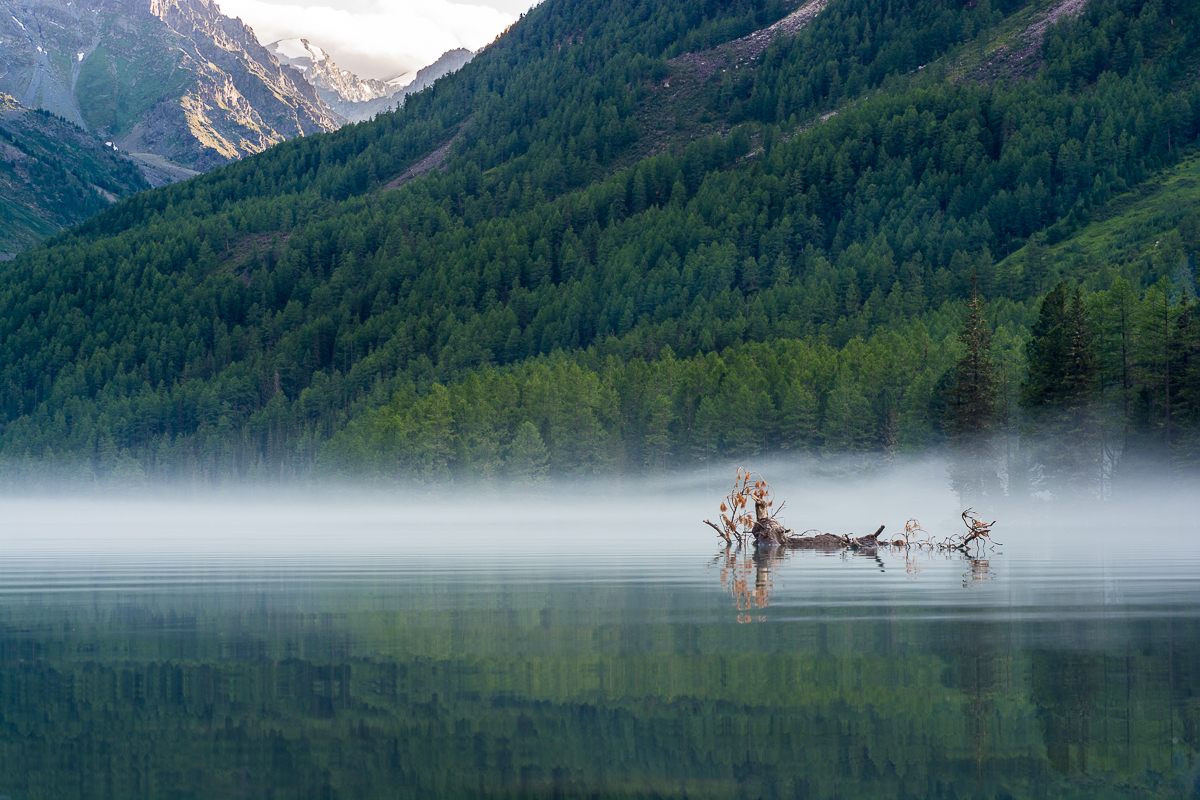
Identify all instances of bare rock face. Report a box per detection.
[0,0,344,177]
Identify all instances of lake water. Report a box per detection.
[1,467,1198,799]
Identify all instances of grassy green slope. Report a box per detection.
[998,154,1200,293]
[75,24,193,138]
[0,195,57,256]
[0,0,1197,483]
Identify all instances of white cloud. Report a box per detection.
[217,0,522,80]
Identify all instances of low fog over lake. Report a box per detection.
[0,462,1196,798]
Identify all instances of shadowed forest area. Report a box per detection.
[0,0,1197,494]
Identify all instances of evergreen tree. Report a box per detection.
[1175,288,1200,470]
[1021,284,1099,497]
[506,421,549,484]
[642,395,674,472]
[821,367,874,452]
[1094,277,1138,448]
[944,278,999,499]
[1130,279,1191,473]
[779,380,819,451]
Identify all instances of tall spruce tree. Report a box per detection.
[1021,283,1099,497]
[1129,279,1199,474]
[944,277,999,499]
[1176,288,1200,470]
[1095,277,1138,450]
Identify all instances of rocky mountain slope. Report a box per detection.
[0,0,343,176]
[269,40,473,123]
[0,92,148,258]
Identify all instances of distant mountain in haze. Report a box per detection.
[266,38,394,120]
[0,0,343,177]
[268,39,473,123]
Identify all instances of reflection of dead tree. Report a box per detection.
[708,511,998,619]
[711,545,783,622]
[903,549,925,579]
[963,558,994,588]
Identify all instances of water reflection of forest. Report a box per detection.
[0,596,1194,798]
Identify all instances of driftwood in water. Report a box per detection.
[703,471,999,560]
[785,526,885,551]
[703,469,889,552]
[754,499,884,550]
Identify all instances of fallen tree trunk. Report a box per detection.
[784,526,885,551]
[750,499,884,550]
[704,471,896,552]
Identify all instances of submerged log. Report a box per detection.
[782,525,885,551]
[784,532,849,550]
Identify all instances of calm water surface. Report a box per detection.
[1,473,1198,799]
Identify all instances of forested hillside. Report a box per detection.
[0,0,1197,491]
[0,96,149,258]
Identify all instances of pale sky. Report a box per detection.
[217,0,539,80]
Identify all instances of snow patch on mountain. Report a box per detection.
[267,37,326,70]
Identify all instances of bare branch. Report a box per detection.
[704,519,730,543]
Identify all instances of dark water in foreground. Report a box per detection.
[0,478,1198,799]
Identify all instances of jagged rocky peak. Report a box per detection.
[268,37,394,105]
[264,37,475,123]
[147,0,223,30]
[404,48,474,95]
[309,46,476,123]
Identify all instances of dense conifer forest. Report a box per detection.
[0,0,1197,490]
